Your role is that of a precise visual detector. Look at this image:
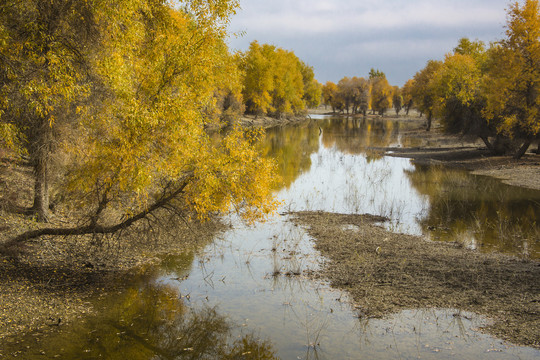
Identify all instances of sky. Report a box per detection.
[227,0,512,86]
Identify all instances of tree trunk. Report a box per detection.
[426,112,432,132]
[31,118,52,222]
[32,156,49,222]
[514,140,531,159]
[479,135,495,154]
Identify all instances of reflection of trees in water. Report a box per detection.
[407,164,540,258]
[260,117,405,190]
[13,284,278,359]
[321,118,401,156]
[261,123,320,188]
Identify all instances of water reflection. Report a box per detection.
[1,277,278,359]
[260,123,320,189]
[4,116,539,359]
[407,164,540,258]
[158,216,540,359]
[263,116,540,258]
[320,117,401,155]
[276,137,427,234]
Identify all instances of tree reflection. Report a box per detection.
[260,123,320,189]
[260,117,407,190]
[407,164,540,258]
[320,117,401,156]
[9,284,278,359]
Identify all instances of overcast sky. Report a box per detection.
[227,0,511,86]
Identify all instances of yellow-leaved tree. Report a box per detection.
[370,72,393,116]
[240,41,310,118]
[411,60,443,131]
[483,0,540,158]
[0,0,100,221]
[322,81,338,111]
[401,79,415,115]
[431,51,493,143]
[271,48,305,116]
[240,41,277,116]
[2,0,280,246]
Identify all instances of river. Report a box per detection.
[4,115,540,359]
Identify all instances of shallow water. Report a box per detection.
[3,115,539,359]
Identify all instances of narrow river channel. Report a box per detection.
[6,115,540,359]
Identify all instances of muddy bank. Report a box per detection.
[290,211,540,349]
[0,217,223,339]
[0,155,224,339]
[382,121,540,190]
[237,113,309,129]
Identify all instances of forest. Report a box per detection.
[0,0,325,246]
[0,0,538,244]
[0,0,539,357]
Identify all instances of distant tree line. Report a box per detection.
[321,69,402,116]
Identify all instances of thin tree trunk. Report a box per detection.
[426,112,432,132]
[31,118,52,222]
[479,135,495,154]
[32,155,49,221]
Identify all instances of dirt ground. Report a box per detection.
[290,211,540,349]
[0,155,224,339]
[237,113,309,129]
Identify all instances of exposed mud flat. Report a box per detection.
[290,211,540,349]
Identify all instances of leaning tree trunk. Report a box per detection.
[30,117,52,222]
[479,135,495,154]
[514,140,531,159]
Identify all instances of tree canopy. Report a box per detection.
[240,41,320,117]
[1,0,283,245]
[403,0,540,157]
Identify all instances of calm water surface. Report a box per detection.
[4,115,539,359]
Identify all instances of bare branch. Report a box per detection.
[3,175,193,249]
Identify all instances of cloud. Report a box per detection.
[228,0,510,85]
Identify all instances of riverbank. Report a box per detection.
[0,154,224,340]
[1,111,539,344]
[290,211,540,349]
[311,110,540,190]
[238,113,309,129]
[382,119,540,190]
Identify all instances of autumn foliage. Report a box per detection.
[0,0,288,244]
[240,41,321,118]
[407,0,540,157]
[321,70,396,116]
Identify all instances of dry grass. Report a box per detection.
[291,211,540,349]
